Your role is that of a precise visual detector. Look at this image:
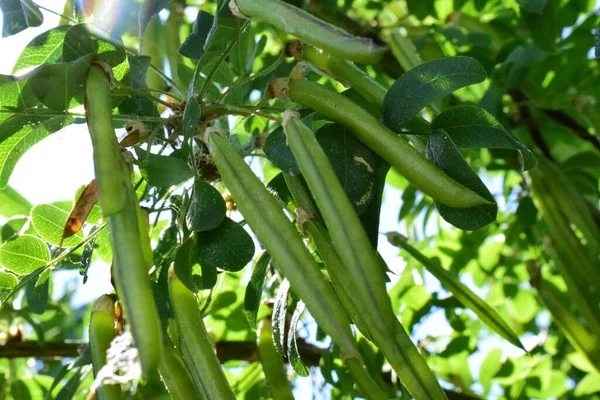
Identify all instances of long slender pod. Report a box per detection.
[159,343,204,400]
[287,41,386,106]
[387,233,524,350]
[231,0,385,64]
[288,41,431,133]
[536,157,600,255]
[529,167,600,337]
[207,133,396,398]
[283,176,390,399]
[85,63,163,376]
[89,296,124,400]
[283,114,394,331]
[282,173,375,342]
[257,317,294,400]
[283,113,447,400]
[169,268,235,400]
[270,78,490,209]
[207,133,357,356]
[530,271,600,374]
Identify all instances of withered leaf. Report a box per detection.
[63,179,98,240]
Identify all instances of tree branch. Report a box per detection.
[0,341,85,359]
[0,340,323,364]
[542,109,600,152]
[0,340,481,399]
[508,89,554,160]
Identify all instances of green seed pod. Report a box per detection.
[257,317,294,400]
[208,133,392,398]
[89,295,124,400]
[271,78,491,209]
[207,132,358,358]
[85,64,163,377]
[282,115,447,400]
[158,343,202,400]
[135,205,153,270]
[231,0,385,64]
[84,64,127,217]
[141,17,167,91]
[288,42,386,107]
[168,268,236,400]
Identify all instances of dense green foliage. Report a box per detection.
[0,0,599,399]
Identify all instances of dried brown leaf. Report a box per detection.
[63,179,98,240]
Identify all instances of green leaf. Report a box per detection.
[0,115,74,189]
[316,123,379,215]
[62,24,127,68]
[135,148,193,188]
[506,288,538,324]
[523,0,560,52]
[78,232,96,284]
[174,236,217,292]
[479,348,503,394]
[0,0,43,37]
[0,186,31,217]
[182,97,201,142]
[0,271,17,289]
[196,217,254,272]
[575,373,600,396]
[9,380,31,400]
[266,173,294,207]
[432,106,537,171]
[265,121,379,215]
[190,2,238,98]
[179,10,213,59]
[229,25,255,75]
[0,234,50,275]
[383,56,486,132]
[287,300,310,377]
[125,55,152,89]
[29,60,89,111]
[427,130,497,230]
[244,251,270,329]
[139,0,170,41]
[272,278,289,355]
[54,366,86,400]
[359,161,390,249]
[186,179,226,232]
[406,0,435,20]
[387,233,525,351]
[118,55,158,117]
[1,217,28,242]
[25,268,50,314]
[263,125,301,175]
[517,0,548,13]
[30,204,83,248]
[12,25,69,73]
[0,72,39,112]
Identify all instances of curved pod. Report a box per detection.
[232,0,385,64]
[85,64,163,376]
[89,295,123,400]
[168,269,236,400]
[272,78,491,209]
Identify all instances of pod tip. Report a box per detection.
[285,40,303,59]
[267,78,291,101]
[92,294,117,316]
